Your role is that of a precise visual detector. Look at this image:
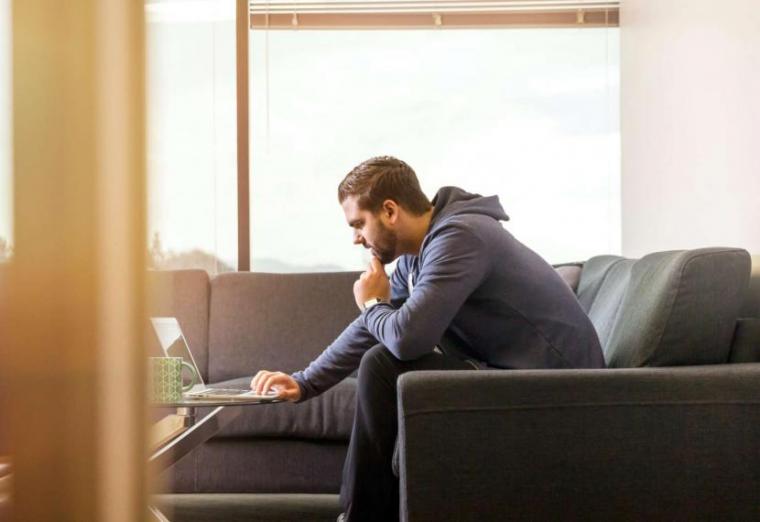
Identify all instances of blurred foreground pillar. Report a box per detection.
[8,0,146,520]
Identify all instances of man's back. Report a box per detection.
[392,186,604,369]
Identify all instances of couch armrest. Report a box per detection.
[397,366,760,522]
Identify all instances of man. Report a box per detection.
[251,156,605,521]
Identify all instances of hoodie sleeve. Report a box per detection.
[362,222,490,361]
[291,316,377,401]
[290,258,412,401]
[389,255,411,307]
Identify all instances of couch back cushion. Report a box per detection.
[577,248,751,368]
[576,256,637,349]
[146,269,211,381]
[208,271,360,382]
[739,256,760,318]
[553,263,583,293]
[728,256,760,363]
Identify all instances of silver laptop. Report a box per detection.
[150,317,277,401]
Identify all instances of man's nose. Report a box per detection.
[353,231,364,246]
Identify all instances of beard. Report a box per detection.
[369,221,398,264]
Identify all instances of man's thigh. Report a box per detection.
[366,343,473,381]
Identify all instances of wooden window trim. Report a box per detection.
[250,9,618,29]
[237,0,251,271]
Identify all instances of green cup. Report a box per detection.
[149,356,198,403]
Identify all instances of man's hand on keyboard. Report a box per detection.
[250,371,302,402]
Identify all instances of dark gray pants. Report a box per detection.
[340,343,473,522]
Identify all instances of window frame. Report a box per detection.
[236,0,619,271]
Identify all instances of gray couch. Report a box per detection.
[153,247,760,521]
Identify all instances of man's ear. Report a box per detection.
[382,200,399,224]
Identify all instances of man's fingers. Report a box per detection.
[260,375,275,394]
[370,257,384,272]
[260,372,284,394]
[252,370,275,392]
[250,370,267,390]
[256,374,269,394]
[252,370,273,390]
[269,384,287,399]
[251,371,299,400]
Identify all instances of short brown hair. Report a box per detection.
[338,156,431,215]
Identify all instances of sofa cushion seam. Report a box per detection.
[402,399,760,418]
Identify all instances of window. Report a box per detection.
[0,0,11,262]
[250,27,620,271]
[146,0,237,274]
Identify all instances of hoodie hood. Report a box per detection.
[428,186,509,232]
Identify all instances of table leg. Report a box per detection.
[149,504,171,521]
[149,406,241,474]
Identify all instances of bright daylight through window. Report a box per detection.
[146,0,237,274]
[250,27,620,272]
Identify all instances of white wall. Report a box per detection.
[620,0,760,257]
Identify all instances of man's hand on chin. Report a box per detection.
[353,256,391,311]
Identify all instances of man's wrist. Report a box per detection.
[290,373,308,402]
[362,297,386,311]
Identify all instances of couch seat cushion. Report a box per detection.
[211,377,356,441]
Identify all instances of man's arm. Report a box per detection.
[252,316,377,401]
[362,223,490,361]
[252,256,426,401]
[289,316,377,401]
[389,255,411,308]
[290,257,416,399]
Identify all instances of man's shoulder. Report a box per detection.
[428,213,505,243]
[421,216,497,263]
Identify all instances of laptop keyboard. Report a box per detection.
[185,388,251,397]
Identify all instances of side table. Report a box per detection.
[149,395,282,521]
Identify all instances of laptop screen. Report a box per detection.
[150,317,206,387]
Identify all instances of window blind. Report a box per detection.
[249,0,619,28]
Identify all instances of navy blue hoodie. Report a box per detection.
[292,187,604,401]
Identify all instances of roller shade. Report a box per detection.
[249,0,619,28]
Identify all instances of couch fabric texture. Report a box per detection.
[151,270,361,493]
[577,248,750,367]
[208,272,359,383]
[154,493,341,522]
[397,365,760,521]
[149,247,760,520]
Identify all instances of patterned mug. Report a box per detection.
[149,356,198,403]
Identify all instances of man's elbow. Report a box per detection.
[385,334,434,362]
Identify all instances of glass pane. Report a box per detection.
[146,0,237,274]
[0,0,11,263]
[250,28,620,272]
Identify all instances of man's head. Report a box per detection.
[338,156,432,264]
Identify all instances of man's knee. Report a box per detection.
[359,343,388,370]
[358,343,399,382]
